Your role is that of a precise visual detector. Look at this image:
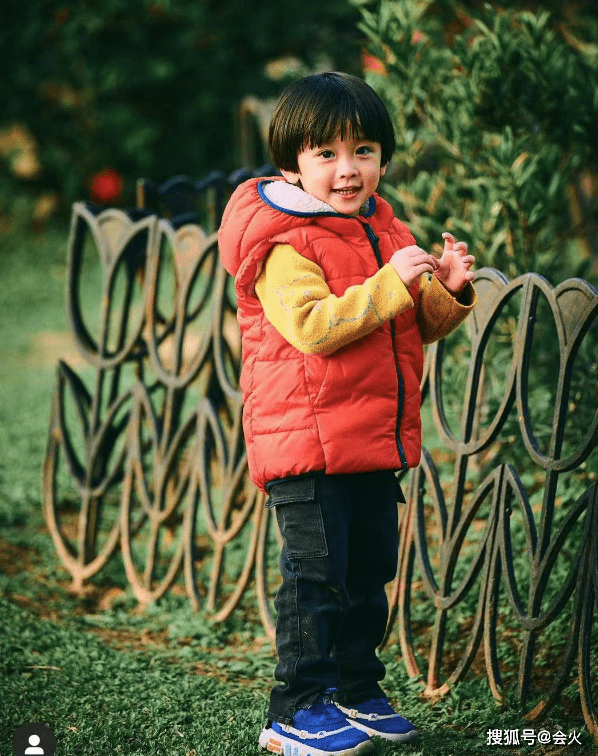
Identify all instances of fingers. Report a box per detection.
[411,261,436,277]
[393,246,438,268]
[442,232,455,251]
[390,246,439,287]
[442,232,469,257]
[442,232,476,276]
[403,245,439,269]
[418,254,439,271]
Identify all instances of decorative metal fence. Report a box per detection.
[43,171,598,740]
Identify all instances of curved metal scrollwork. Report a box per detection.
[390,269,598,739]
[43,176,598,740]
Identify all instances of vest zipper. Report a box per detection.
[363,223,408,468]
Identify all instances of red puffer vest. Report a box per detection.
[218,177,424,493]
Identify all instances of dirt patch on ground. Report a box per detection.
[0,529,273,679]
[0,539,33,576]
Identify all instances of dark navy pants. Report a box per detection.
[265,470,402,725]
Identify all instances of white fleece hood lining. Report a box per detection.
[262,180,371,216]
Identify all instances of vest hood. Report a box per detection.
[218,177,395,296]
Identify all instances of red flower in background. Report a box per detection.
[361,50,387,76]
[89,168,124,204]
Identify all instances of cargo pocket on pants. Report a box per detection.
[266,476,328,559]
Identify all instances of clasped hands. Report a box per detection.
[390,232,475,295]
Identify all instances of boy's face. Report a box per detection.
[280,135,386,216]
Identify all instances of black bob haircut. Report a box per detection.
[268,72,396,172]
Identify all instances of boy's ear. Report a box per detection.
[280,168,301,185]
[380,164,387,177]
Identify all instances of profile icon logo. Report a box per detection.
[12,723,56,756]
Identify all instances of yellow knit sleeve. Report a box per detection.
[416,274,477,344]
[254,243,414,354]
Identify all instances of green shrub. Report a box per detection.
[356,0,598,283]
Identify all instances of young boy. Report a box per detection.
[218,72,476,756]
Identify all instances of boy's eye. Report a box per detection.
[356,145,374,155]
[319,150,335,159]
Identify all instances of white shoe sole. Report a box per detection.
[258,726,375,756]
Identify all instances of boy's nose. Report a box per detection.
[339,159,357,178]
[338,155,358,177]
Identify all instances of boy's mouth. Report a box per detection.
[333,186,361,196]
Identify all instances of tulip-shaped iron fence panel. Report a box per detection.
[43,172,598,740]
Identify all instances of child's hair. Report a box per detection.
[268,72,396,172]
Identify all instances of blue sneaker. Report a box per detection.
[334,698,418,743]
[259,697,374,755]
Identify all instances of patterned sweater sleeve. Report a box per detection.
[254,243,414,354]
[416,274,477,344]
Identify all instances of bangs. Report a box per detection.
[301,88,384,151]
[269,72,395,171]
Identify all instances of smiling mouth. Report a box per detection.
[333,186,361,195]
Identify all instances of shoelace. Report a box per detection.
[335,699,401,722]
[281,697,357,741]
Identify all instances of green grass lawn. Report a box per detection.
[0,224,595,755]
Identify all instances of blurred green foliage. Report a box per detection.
[0,0,361,219]
[356,0,598,282]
